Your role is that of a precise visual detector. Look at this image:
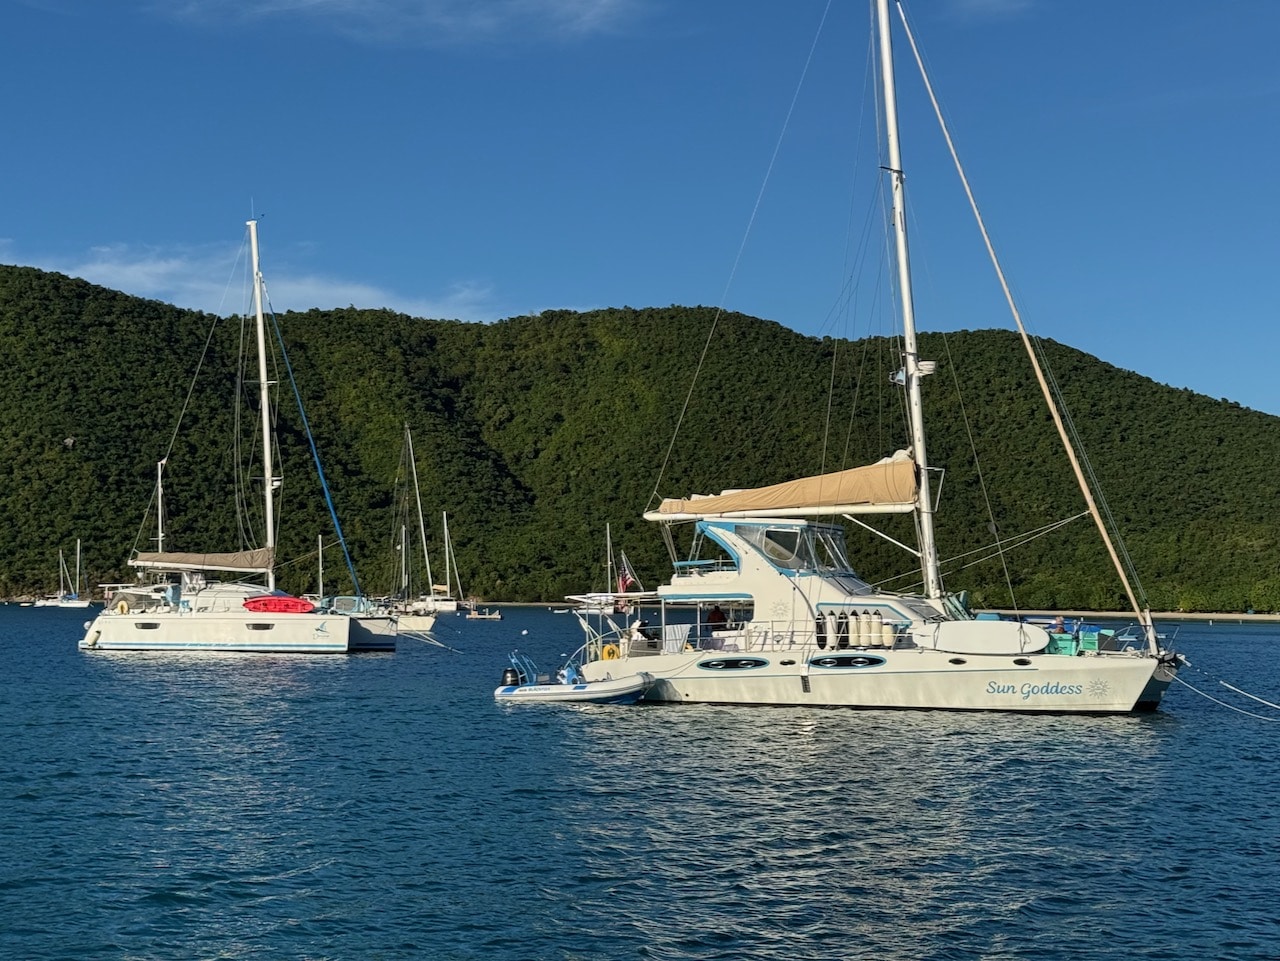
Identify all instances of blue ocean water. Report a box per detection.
[2,605,1277,961]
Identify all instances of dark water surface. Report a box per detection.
[2,605,1277,960]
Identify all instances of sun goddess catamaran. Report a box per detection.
[570,0,1182,712]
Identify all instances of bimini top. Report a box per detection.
[130,547,274,574]
[646,451,918,521]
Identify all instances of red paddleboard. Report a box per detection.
[243,594,316,614]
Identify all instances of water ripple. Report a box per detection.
[3,609,1279,959]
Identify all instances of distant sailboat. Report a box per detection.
[81,220,365,654]
[438,512,464,615]
[57,540,92,608]
[37,539,92,608]
[391,425,438,635]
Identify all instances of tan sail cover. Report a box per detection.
[131,548,275,574]
[654,451,918,519]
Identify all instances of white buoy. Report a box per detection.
[870,610,884,647]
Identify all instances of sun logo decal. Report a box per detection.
[1087,678,1110,699]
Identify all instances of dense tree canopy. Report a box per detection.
[3,265,1277,611]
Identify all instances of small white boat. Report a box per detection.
[39,540,92,608]
[494,652,653,705]
[467,606,503,621]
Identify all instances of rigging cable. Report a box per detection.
[262,295,363,598]
[127,282,231,560]
[648,0,836,510]
[937,332,1022,612]
[895,0,1156,648]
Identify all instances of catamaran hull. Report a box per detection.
[349,615,397,652]
[396,613,437,634]
[79,611,352,654]
[581,649,1176,713]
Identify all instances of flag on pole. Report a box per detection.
[616,552,642,593]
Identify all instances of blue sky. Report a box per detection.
[4,0,1280,414]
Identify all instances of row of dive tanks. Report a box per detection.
[815,609,897,650]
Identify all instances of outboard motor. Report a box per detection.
[501,667,520,687]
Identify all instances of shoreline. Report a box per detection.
[982,609,1280,624]
[6,598,1278,625]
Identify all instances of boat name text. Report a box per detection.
[986,680,1084,700]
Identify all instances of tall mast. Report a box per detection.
[406,425,434,597]
[400,524,409,597]
[605,522,614,593]
[247,219,277,590]
[877,0,942,600]
[443,511,463,599]
[156,459,166,554]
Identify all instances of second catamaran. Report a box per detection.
[573,1,1181,712]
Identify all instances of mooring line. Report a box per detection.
[1171,672,1280,722]
[1219,682,1280,712]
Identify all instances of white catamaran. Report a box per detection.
[573,0,1182,712]
[81,220,366,654]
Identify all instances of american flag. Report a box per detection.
[616,552,642,593]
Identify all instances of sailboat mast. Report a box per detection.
[247,219,277,591]
[406,425,434,596]
[606,522,615,593]
[877,0,942,600]
[443,511,463,600]
[400,524,409,597]
[443,512,452,597]
[887,3,1160,651]
[156,459,166,553]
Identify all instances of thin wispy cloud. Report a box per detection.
[261,274,499,322]
[14,241,502,322]
[153,0,651,46]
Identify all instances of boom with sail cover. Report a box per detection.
[650,451,917,520]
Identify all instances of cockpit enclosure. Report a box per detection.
[659,516,875,591]
[734,521,859,575]
[717,518,872,585]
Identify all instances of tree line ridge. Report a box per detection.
[2,264,1276,613]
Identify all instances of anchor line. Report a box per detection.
[1219,682,1280,712]
[409,633,464,654]
[1170,673,1280,722]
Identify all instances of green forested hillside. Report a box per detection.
[3,265,1278,611]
